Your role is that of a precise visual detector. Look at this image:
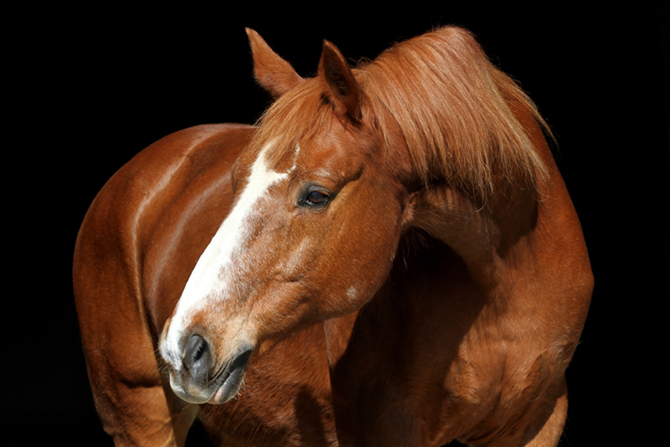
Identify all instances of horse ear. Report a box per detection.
[318,40,363,121]
[246,28,304,99]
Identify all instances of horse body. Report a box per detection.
[74,27,592,446]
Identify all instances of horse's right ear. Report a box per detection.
[246,28,304,99]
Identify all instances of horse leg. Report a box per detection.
[77,293,200,446]
[90,374,196,446]
[165,386,201,447]
[74,225,199,446]
[519,378,568,447]
[77,296,199,446]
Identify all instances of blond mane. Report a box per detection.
[251,26,551,198]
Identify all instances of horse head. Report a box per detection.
[160,29,413,404]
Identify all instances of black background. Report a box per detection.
[7,3,667,446]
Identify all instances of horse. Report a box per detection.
[73,26,593,446]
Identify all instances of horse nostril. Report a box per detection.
[183,334,212,384]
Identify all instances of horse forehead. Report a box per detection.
[296,136,368,175]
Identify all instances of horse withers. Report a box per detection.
[73,26,593,446]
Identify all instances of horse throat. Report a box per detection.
[407,185,538,287]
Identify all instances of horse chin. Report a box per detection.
[169,375,212,405]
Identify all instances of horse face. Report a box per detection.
[161,116,407,405]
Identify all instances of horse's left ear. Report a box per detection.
[318,40,363,121]
[246,28,304,99]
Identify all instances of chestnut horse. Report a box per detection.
[73,27,593,446]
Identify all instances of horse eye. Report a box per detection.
[299,186,332,209]
[307,191,329,204]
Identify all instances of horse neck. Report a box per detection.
[408,182,538,288]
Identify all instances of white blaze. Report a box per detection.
[163,141,287,359]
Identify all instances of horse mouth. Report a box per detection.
[207,345,254,404]
[167,343,254,405]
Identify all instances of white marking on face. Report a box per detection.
[162,140,288,362]
[290,144,301,173]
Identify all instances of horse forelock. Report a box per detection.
[250,80,337,172]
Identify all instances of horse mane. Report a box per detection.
[252,26,551,199]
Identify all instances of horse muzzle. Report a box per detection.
[164,333,254,405]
